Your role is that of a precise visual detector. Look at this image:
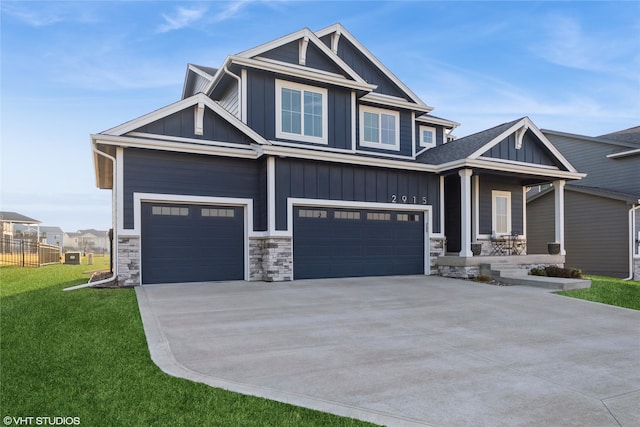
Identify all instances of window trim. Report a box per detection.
[275,79,328,145]
[419,125,436,149]
[491,190,511,236]
[359,105,400,151]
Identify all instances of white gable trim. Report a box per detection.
[101,93,270,146]
[315,23,430,110]
[229,55,376,92]
[237,27,368,86]
[361,92,433,113]
[467,117,578,173]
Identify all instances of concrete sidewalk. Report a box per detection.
[136,276,640,426]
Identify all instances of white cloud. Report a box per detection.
[530,14,638,80]
[157,6,208,33]
[1,2,98,26]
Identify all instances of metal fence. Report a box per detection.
[0,238,62,267]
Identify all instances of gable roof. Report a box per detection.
[315,23,432,112]
[418,119,521,165]
[98,93,269,146]
[236,27,367,85]
[598,126,640,145]
[415,117,582,181]
[0,212,40,224]
[529,184,640,204]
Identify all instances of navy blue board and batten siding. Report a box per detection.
[246,69,352,149]
[260,40,347,76]
[485,130,560,167]
[134,106,253,145]
[326,35,408,100]
[274,157,440,232]
[122,148,266,231]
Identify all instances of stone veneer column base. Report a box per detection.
[249,237,292,282]
[633,258,640,281]
[117,236,140,286]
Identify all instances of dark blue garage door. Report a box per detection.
[141,202,244,284]
[293,207,424,279]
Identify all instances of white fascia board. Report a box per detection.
[315,23,430,109]
[607,148,640,159]
[360,93,433,113]
[100,93,270,146]
[237,27,368,86]
[260,144,438,173]
[437,158,585,180]
[415,115,460,128]
[92,134,259,160]
[229,55,376,92]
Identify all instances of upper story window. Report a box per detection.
[275,80,328,144]
[419,125,436,149]
[359,106,400,151]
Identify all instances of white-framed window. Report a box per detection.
[419,125,436,149]
[275,80,328,144]
[359,105,400,151]
[491,190,511,235]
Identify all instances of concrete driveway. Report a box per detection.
[136,275,640,427]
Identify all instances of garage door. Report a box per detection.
[293,207,425,279]
[141,202,244,284]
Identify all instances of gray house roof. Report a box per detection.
[417,119,521,165]
[598,126,640,146]
[528,184,639,204]
[0,211,40,224]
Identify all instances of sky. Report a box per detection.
[1,0,639,232]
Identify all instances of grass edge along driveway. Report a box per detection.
[0,260,374,427]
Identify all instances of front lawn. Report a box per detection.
[557,275,640,310]
[0,260,373,426]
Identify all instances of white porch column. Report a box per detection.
[554,180,566,255]
[459,169,473,257]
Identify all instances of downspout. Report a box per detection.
[623,202,640,281]
[223,66,242,121]
[64,143,118,291]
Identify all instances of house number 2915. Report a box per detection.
[391,195,427,204]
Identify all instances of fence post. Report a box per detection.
[21,240,25,267]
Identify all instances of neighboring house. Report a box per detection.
[14,225,64,246]
[528,127,640,279]
[91,24,583,286]
[0,212,41,242]
[64,229,110,253]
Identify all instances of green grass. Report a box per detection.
[0,259,374,426]
[557,275,640,310]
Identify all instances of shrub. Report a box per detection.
[530,267,546,276]
[530,266,582,278]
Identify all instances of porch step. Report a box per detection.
[498,275,591,291]
[480,263,591,291]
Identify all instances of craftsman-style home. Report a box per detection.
[92,24,583,285]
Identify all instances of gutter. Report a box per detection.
[64,143,118,291]
[624,202,640,281]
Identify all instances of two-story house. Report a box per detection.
[528,127,640,279]
[92,24,583,286]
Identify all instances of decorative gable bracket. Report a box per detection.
[299,36,309,66]
[194,101,205,136]
[515,123,529,150]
